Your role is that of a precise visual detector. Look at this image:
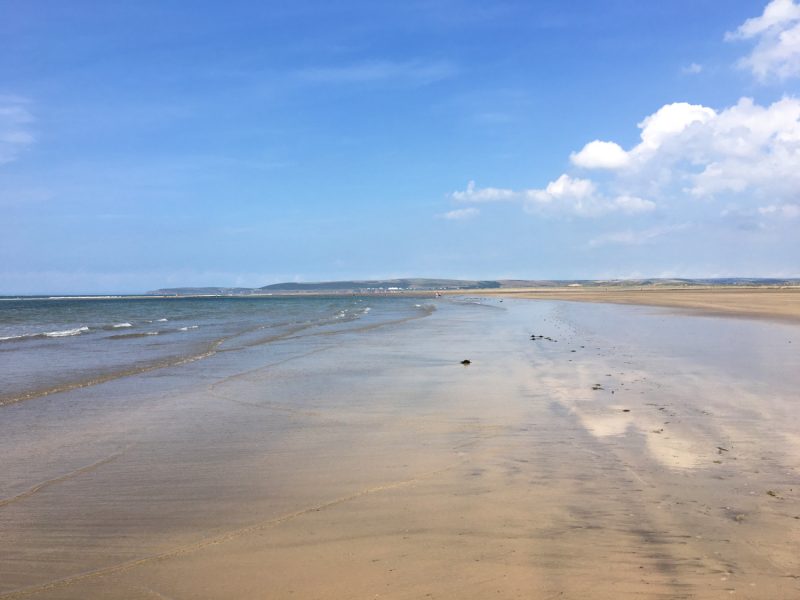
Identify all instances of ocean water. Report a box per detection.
[0,295,431,406]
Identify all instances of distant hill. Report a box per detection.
[259,279,501,292]
[146,277,800,296]
[147,287,256,296]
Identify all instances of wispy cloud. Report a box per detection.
[0,95,35,165]
[441,207,479,220]
[451,180,515,203]
[726,0,800,80]
[681,62,703,75]
[588,224,689,247]
[450,176,655,218]
[758,203,800,218]
[296,59,458,86]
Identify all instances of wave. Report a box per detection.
[1,326,91,342]
[1,302,438,408]
[179,325,199,331]
[46,326,90,337]
[112,322,132,328]
[108,331,161,340]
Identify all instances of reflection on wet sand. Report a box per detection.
[0,298,798,599]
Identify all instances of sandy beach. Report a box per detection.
[1,296,798,599]
[466,286,800,324]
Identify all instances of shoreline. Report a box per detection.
[6,286,799,325]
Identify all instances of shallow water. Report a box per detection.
[0,297,798,599]
[0,296,423,405]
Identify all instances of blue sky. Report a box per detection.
[2,0,799,293]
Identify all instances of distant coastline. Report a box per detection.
[145,277,800,297]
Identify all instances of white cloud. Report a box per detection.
[688,97,800,199]
[448,93,800,225]
[570,140,630,169]
[442,207,479,220]
[451,175,655,218]
[530,173,595,201]
[726,0,800,80]
[634,102,716,154]
[0,96,35,165]
[612,195,656,213]
[451,180,516,202]
[571,102,716,171]
[526,176,654,216]
[727,0,800,40]
[682,63,703,75]
[566,97,800,205]
[758,203,800,218]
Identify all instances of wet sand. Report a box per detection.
[466,287,800,324]
[1,299,798,599]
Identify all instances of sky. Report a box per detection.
[2,0,799,293]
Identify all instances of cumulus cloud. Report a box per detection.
[527,174,595,203]
[570,140,629,169]
[451,180,515,202]
[449,93,800,224]
[523,175,654,216]
[442,207,479,220]
[635,102,716,154]
[451,175,655,218]
[570,102,716,171]
[567,96,800,207]
[0,96,35,165]
[682,62,703,74]
[726,0,800,80]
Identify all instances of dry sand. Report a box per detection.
[465,286,800,324]
[1,298,798,599]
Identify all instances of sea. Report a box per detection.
[0,295,432,406]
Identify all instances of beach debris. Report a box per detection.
[717,446,729,453]
[652,428,664,434]
[591,384,603,390]
[529,334,556,342]
[767,490,779,498]
[622,408,630,412]
[460,359,471,366]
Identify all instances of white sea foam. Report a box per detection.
[112,322,132,328]
[179,325,198,331]
[156,318,168,322]
[0,333,31,341]
[45,326,90,338]
[145,331,159,336]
